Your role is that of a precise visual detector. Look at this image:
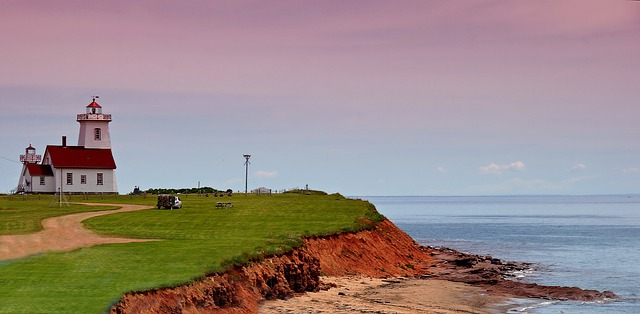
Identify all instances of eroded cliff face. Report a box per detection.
[303,219,434,278]
[109,219,616,313]
[110,249,321,314]
[110,220,430,313]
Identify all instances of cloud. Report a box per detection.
[436,166,447,173]
[570,163,587,171]
[480,161,525,175]
[255,170,278,178]
[623,167,640,173]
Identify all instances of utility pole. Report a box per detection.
[243,154,251,194]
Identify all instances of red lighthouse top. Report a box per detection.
[25,143,36,154]
[87,96,102,108]
[20,142,41,164]
[87,100,101,108]
[85,96,103,114]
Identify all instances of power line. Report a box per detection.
[0,155,21,164]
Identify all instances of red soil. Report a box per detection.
[303,219,433,277]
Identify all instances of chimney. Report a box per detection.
[62,136,67,147]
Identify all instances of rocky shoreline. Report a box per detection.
[110,219,617,313]
[424,246,617,302]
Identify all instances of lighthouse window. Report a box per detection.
[67,173,73,185]
[81,175,87,184]
[40,176,45,185]
[94,128,102,141]
[97,173,104,185]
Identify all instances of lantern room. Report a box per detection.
[86,97,102,114]
[20,143,41,164]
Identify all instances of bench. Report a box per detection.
[215,202,233,209]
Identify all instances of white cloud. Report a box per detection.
[570,163,587,171]
[479,161,525,175]
[436,166,447,173]
[255,170,278,178]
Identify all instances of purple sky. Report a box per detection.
[1,1,639,195]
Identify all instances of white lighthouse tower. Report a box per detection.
[77,96,112,149]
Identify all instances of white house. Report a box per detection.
[16,98,118,194]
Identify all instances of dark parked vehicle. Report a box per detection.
[157,194,182,209]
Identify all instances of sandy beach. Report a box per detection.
[260,276,509,314]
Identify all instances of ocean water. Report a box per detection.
[362,195,640,314]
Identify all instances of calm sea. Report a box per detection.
[362,195,640,314]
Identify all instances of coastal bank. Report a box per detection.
[110,219,616,313]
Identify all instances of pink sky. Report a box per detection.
[1,1,639,195]
[1,1,637,93]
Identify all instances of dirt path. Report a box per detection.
[0,203,153,261]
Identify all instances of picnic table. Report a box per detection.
[215,202,233,209]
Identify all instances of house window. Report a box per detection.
[97,173,104,185]
[94,128,101,141]
[81,175,87,184]
[67,173,73,185]
[40,176,45,185]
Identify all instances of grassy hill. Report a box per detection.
[0,193,381,313]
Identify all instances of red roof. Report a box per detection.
[26,164,54,176]
[87,100,102,108]
[45,146,116,169]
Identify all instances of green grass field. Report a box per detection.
[0,193,381,313]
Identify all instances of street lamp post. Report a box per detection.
[243,154,251,194]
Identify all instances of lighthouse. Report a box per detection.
[16,97,118,194]
[16,143,50,193]
[77,96,112,149]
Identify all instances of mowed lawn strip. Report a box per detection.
[0,193,377,313]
